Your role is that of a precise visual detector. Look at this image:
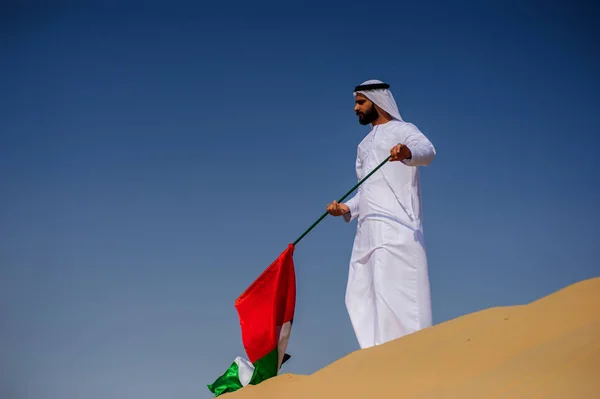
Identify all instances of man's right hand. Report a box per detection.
[326,200,350,216]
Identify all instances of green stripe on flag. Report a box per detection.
[207,349,280,397]
[249,348,279,384]
[207,360,244,397]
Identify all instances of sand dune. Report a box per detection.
[224,277,600,398]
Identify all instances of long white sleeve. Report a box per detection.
[400,123,436,167]
[343,191,360,223]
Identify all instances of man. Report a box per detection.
[326,79,436,349]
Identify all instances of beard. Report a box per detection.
[357,106,379,125]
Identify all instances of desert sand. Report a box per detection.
[224,277,600,398]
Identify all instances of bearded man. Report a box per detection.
[326,79,436,349]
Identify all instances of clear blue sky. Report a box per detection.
[2,2,599,398]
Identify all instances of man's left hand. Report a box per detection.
[390,143,412,162]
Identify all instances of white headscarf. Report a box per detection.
[353,79,403,121]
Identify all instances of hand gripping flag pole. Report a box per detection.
[208,156,391,397]
[293,155,391,245]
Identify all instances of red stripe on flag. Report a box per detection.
[234,243,296,363]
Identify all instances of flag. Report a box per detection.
[207,243,296,397]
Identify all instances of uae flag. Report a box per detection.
[207,243,296,397]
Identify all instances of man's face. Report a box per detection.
[354,94,379,125]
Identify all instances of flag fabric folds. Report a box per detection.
[207,243,296,396]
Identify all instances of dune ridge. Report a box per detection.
[222,277,600,398]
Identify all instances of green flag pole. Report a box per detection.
[293,156,391,246]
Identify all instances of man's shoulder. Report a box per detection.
[385,119,418,130]
[381,120,421,136]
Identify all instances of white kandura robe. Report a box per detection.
[342,119,436,349]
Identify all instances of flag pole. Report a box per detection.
[293,156,391,246]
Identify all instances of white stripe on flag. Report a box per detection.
[234,356,255,387]
[276,321,292,369]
